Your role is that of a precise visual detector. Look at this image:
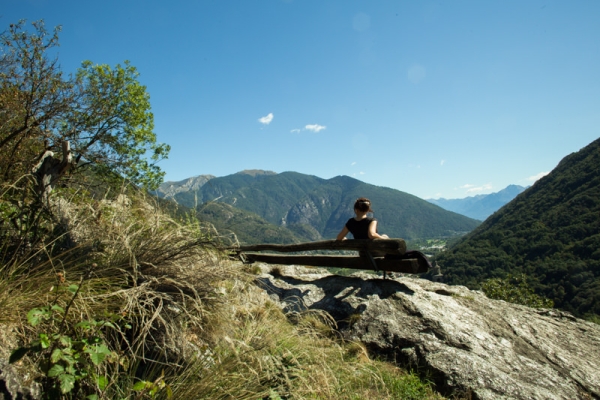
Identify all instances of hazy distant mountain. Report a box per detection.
[155,170,481,243]
[427,185,528,221]
[435,136,600,318]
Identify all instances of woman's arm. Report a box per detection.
[368,221,389,239]
[336,226,349,241]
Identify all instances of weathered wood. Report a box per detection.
[231,239,406,255]
[242,253,426,274]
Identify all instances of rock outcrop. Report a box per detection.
[256,265,600,400]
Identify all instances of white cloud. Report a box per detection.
[359,171,365,175]
[527,171,550,182]
[351,161,357,166]
[463,183,493,194]
[258,113,274,125]
[290,128,301,134]
[440,159,446,166]
[305,124,326,133]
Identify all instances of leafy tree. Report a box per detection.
[481,274,554,309]
[0,20,169,200]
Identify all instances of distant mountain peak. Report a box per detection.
[427,185,529,221]
[236,169,277,177]
[154,174,215,198]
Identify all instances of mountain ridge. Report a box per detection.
[434,136,600,318]
[155,171,481,244]
[427,184,529,220]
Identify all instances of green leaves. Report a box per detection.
[72,59,170,190]
[13,287,125,397]
[27,307,52,326]
[86,343,111,366]
[481,274,554,309]
[1,19,170,200]
[59,372,76,394]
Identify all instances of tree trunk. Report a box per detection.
[32,141,72,204]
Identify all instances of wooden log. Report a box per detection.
[242,253,428,274]
[231,239,406,255]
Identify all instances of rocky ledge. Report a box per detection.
[256,265,600,400]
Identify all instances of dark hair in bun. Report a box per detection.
[354,197,373,213]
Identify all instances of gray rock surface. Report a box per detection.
[255,265,600,400]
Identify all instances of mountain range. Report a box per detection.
[427,184,529,221]
[154,171,481,244]
[435,137,600,319]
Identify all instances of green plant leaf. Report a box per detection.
[96,375,108,390]
[102,321,116,329]
[87,344,111,365]
[27,307,50,326]
[51,348,63,363]
[39,333,50,349]
[75,320,92,329]
[87,395,99,400]
[67,284,79,294]
[51,304,65,313]
[59,373,76,394]
[47,364,65,378]
[59,335,72,347]
[58,353,76,368]
[132,380,150,391]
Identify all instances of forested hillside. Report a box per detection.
[435,137,600,319]
[156,171,481,243]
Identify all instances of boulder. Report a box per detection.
[255,265,600,400]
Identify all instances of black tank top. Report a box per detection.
[345,217,376,239]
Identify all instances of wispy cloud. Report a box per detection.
[440,159,446,166]
[351,161,357,166]
[305,124,326,133]
[527,171,550,182]
[461,183,493,194]
[291,124,327,133]
[258,113,274,125]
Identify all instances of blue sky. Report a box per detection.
[4,0,599,199]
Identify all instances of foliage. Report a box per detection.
[9,268,124,398]
[435,137,600,318]
[70,60,170,190]
[481,274,554,308]
[0,19,169,198]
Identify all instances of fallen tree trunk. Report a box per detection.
[231,239,407,255]
[242,252,424,273]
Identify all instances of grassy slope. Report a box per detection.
[0,187,447,399]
